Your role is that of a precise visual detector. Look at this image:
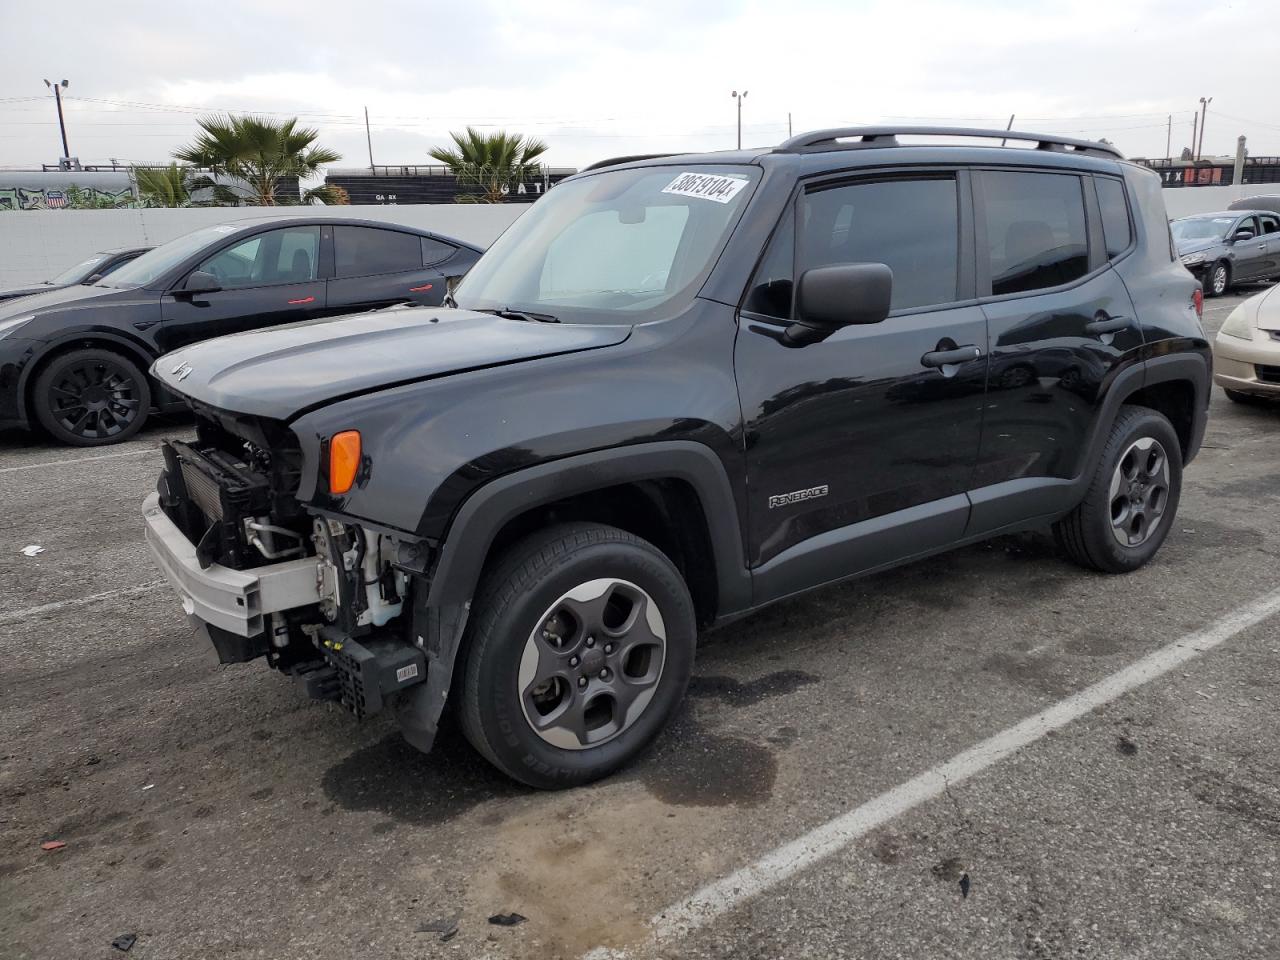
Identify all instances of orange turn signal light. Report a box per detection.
[328,430,361,494]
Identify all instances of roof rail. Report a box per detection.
[581,153,679,172]
[774,126,1124,160]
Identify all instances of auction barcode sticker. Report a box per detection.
[662,172,748,204]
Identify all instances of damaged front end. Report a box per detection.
[142,407,458,752]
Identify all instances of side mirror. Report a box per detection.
[1232,228,1256,242]
[181,270,222,295]
[786,263,893,346]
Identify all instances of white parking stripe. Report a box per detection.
[0,448,157,474]
[0,581,165,626]
[586,586,1280,958]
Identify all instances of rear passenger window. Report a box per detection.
[1260,215,1280,236]
[421,237,457,266]
[979,171,1088,296]
[1095,178,1132,258]
[334,226,422,278]
[797,177,959,312]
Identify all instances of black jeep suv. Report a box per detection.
[143,127,1210,788]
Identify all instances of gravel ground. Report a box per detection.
[1,289,1277,960]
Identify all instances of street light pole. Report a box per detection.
[1196,96,1212,161]
[731,90,748,149]
[43,78,70,159]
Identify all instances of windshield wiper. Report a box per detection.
[482,307,560,324]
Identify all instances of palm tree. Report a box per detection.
[134,164,193,207]
[174,114,341,206]
[429,127,549,203]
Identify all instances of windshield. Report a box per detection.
[100,224,241,289]
[1171,217,1235,243]
[49,253,111,286]
[454,165,759,323]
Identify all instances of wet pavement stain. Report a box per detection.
[632,712,777,808]
[1189,772,1280,837]
[1063,633,1127,657]
[981,652,1072,697]
[322,732,521,826]
[687,669,819,706]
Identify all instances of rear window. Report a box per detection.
[1095,177,1133,258]
[979,171,1089,296]
[334,226,422,278]
[421,237,457,265]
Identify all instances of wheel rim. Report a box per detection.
[46,358,142,440]
[1212,266,1227,295]
[518,578,667,751]
[1108,437,1171,548]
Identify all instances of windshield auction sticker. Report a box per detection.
[662,172,748,204]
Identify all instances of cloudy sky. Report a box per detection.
[3,0,1279,172]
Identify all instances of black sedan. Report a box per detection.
[0,246,151,304]
[0,216,483,445]
[1171,209,1280,297]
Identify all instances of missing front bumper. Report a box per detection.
[143,491,322,637]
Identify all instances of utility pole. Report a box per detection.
[43,78,70,160]
[364,106,375,173]
[1190,113,1197,161]
[788,112,792,138]
[1196,96,1212,160]
[1166,114,1171,161]
[731,90,748,149]
[1232,135,1247,188]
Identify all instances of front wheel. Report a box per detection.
[1053,405,1183,573]
[32,348,151,446]
[1205,262,1230,298]
[456,522,696,789]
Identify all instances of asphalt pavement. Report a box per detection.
[1,288,1278,960]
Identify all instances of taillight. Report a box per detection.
[328,430,361,494]
[1192,287,1204,319]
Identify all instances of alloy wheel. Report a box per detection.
[1212,264,1228,295]
[518,578,667,750]
[1108,436,1170,547]
[45,358,143,441]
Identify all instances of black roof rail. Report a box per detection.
[581,153,679,172]
[775,126,1124,160]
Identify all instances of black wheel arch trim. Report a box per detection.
[16,330,157,423]
[424,440,752,617]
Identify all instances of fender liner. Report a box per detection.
[424,440,752,615]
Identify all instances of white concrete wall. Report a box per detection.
[0,204,528,288]
[1160,185,1280,219]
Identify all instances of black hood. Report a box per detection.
[152,307,633,421]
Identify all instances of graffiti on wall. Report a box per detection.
[0,186,136,211]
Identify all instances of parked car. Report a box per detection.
[1171,209,1280,296]
[1213,284,1280,402]
[0,218,482,445]
[141,127,1210,788]
[0,246,150,304]
[1229,195,1280,217]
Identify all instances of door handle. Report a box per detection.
[921,345,983,367]
[287,295,316,305]
[1085,315,1131,335]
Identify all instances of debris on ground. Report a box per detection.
[1117,735,1139,756]
[959,873,972,899]
[40,840,66,851]
[111,933,137,952]
[20,545,45,557]
[416,918,460,942]
[142,784,155,791]
[488,912,527,927]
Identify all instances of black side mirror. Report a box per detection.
[180,270,222,295]
[786,263,893,346]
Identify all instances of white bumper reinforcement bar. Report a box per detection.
[142,492,322,637]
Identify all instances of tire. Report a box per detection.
[1053,405,1182,574]
[1204,262,1230,298]
[33,348,151,446]
[457,522,696,789]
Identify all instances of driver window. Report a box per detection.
[197,227,319,288]
[1235,216,1259,239]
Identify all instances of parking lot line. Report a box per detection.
[0,580,165,626]
[0,448,156,474]
[585,585,1280,959]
